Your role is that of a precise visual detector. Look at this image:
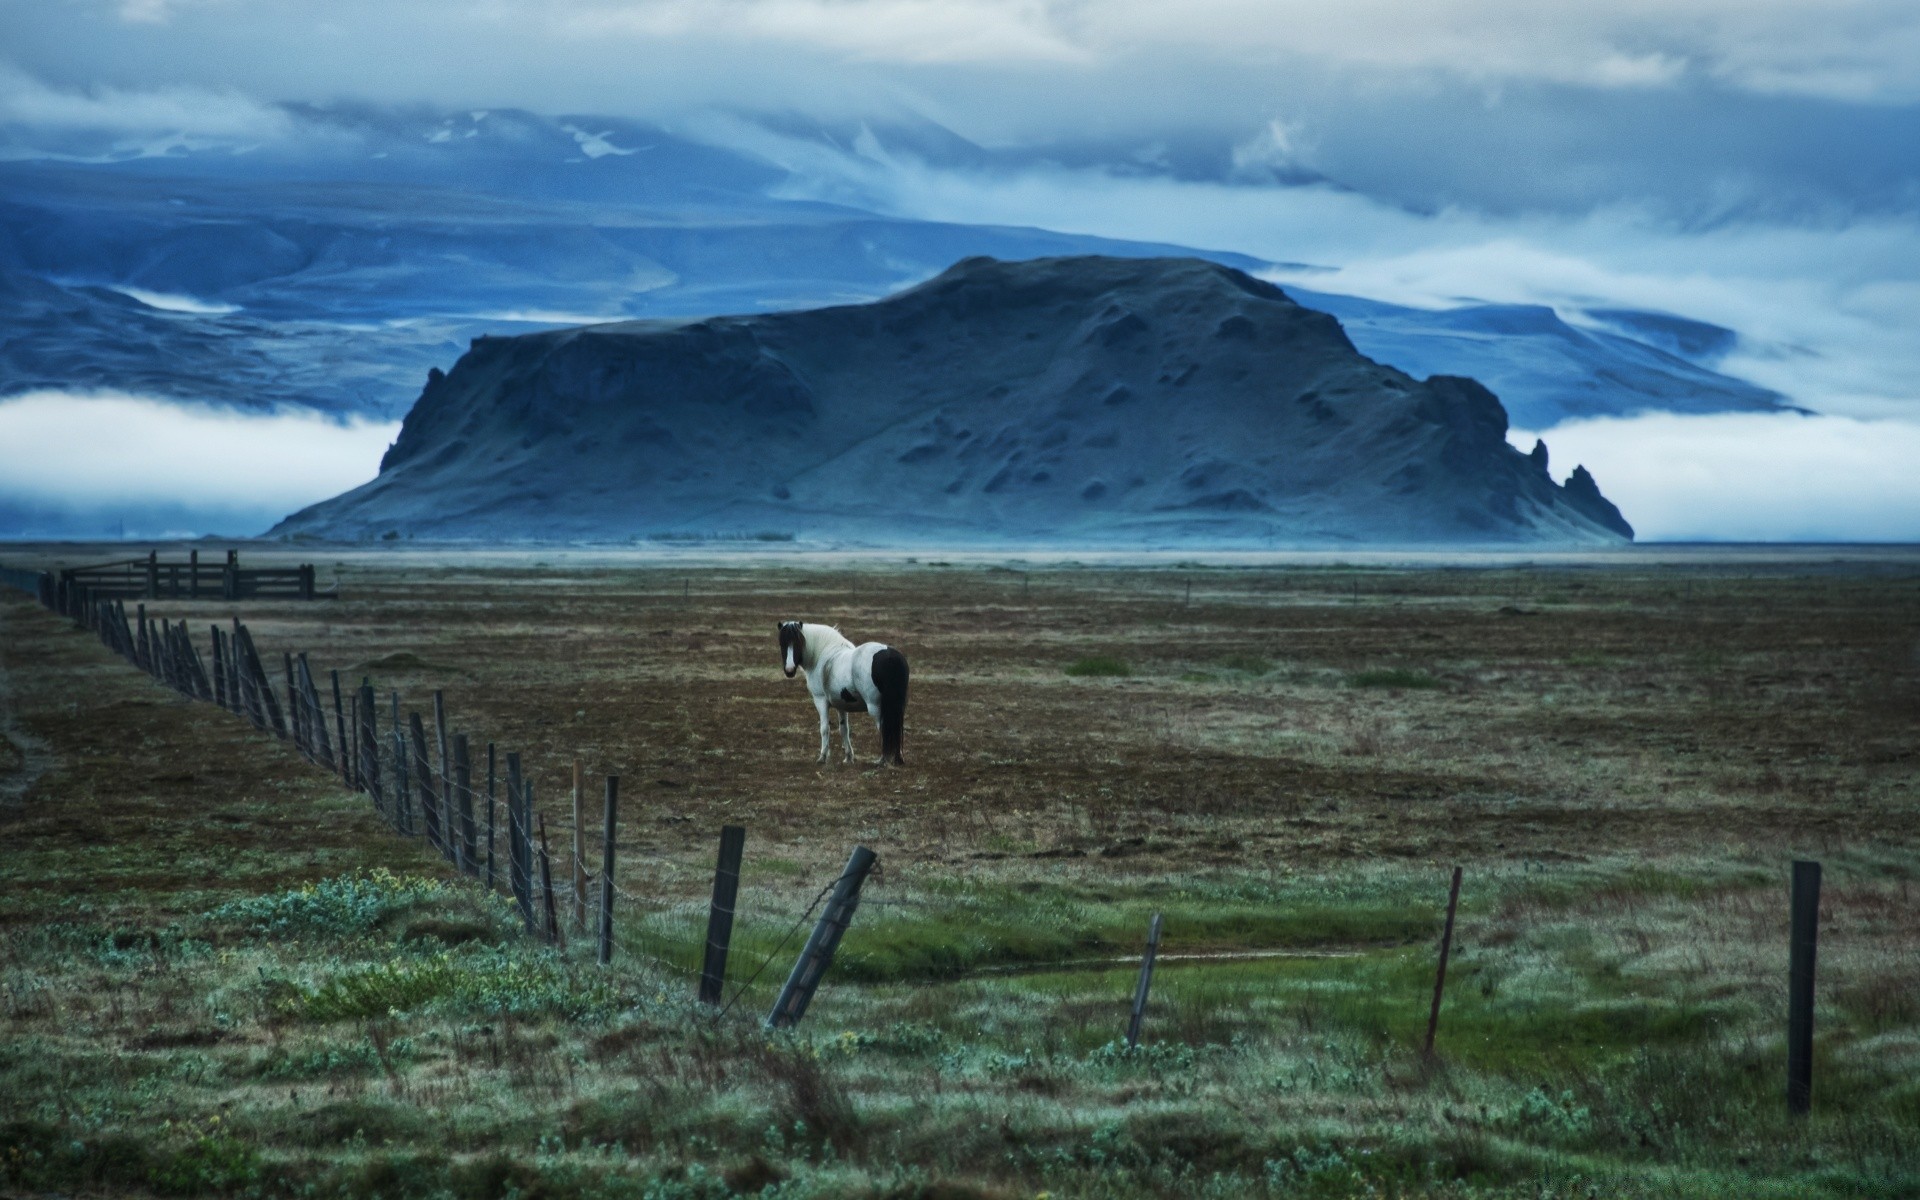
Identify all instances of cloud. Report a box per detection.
[0,391,397,519]
[0,62,290,141]
[698,118,1919,419]
[1511,412,1920,541]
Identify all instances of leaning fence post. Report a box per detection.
[1424,866,1465,1057]
[700,825,747,1005]
[1788,860,1822,1115]
[1126,912,1164,1050]
[768,846,878,1029]
[598,775,618,966]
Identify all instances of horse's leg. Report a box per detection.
[839,710,855,764]
[814,696,832,765]
[868,705,886,767]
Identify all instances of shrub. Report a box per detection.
[211,870,451,939]
[1064,656,1132,677]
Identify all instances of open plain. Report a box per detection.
[2,546,1917,1198]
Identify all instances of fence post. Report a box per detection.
[145,550,158,598]
[1788,860,1822,1115]
[598,776,618,966]
[433,691,454,864]
[1425,866,1465,1057]
[300,564,315,601]
[347,690,360,788]
[223,549,237,601]
[189,549,199,599]
[453,734,474,875]
[537,813,561,947]
[1126,912,1164,1050]
[485,742,497,888]
[700,825,747,1005]
[506,753,531,928]
[331,671,350,785]
[410,712,440,850]
[207,626,225,709]
[768,845,877,1029]
[284,654,304,756]
[225,627,241,713]
[358,680,384,813]
[391,693,412,836]
[300,656,334,769]
[571,759,587,932]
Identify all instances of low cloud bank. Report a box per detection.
[0,391,398,536]
[1512,412,1920,542]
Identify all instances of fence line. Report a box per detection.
[2,569,883,1029]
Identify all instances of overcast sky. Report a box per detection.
[3,0,1918,538]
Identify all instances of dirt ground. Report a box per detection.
[2,543,1917,1198]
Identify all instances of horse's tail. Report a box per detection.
[872,647,909,765]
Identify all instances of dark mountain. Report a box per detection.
[273,256,1634,545]
[2,104,1785,431]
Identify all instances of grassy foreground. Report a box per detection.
[3,552,1918,1197]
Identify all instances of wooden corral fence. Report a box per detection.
[0,570,1833,1094]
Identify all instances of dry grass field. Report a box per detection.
[2,546,1917,1198]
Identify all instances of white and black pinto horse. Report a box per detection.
[778,622,909,766]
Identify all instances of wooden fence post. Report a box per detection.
[1424,866,1465,1057]
[453,734,475,875]
[433,691,453,864]
[300,656,334,769]
[1788,860,1822,1115]
[145,550,158,598]
[571,760,587,932]
[358,680,385,813]
[409,712,439,851]
[208,625,225,709]
[767,846,877,1029]
[331,671,350,785]
[1126,912,1164,1050]
[224,627,241,713]
[284,654,304,756]
[598,776,618,966]
[506,753,532,929]
[485,742,497,889]
[348,690,360,788]
[537,813,561,947]
[391,692,412,836]
[700,825,747,1005]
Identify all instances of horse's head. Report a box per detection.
[778,621,804,677]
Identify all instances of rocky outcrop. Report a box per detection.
[274,255,1636,545]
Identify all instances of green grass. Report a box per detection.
[1064,655,1133,677]
[1347,667,1442,689]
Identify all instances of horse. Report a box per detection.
[778,621,909,766]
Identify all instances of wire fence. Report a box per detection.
[5,574,881,1028]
